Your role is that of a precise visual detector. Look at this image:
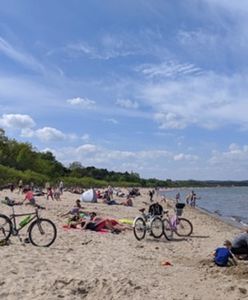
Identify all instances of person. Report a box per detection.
[30,182,34,191]
[22,189,44,209]
[22,189,36,206]
[54,187,61,201]
[231,229,248,259]
[213,240,237,267]
[120,195,133,207]
[18,179,23,194]
[175,192,180,204]
[103,195,119,205]
[47,187,54,200]
[60,199,86,219]
[148,201,164,216]
[107,185,113,200]
[149,190,155,202]
[9,183,14,193]
[189,191,200,207]
[81,212,130,233]
[59,181,64,194]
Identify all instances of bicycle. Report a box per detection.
[0,200,57,247]
[133,208,164,241]
[162,203,193,240]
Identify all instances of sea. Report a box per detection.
[159,186,248,228]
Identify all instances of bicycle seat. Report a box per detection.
[139,208,146,213]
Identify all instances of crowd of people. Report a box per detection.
[2,181,248,267]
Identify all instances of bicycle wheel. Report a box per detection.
[150,217,164,238]
[175,217,193,237]
[28,218,57,247]
[133,217,146,241]
[163,218,173,240]
[0,214,12,242]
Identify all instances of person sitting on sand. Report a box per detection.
[231,229,248,260]
[102,195,119,205]
[60,199,87,220]
[213,240,237,267]
[22,189,44,209]
[120,195,133,207]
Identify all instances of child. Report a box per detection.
[213,240,237,267]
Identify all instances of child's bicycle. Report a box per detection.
[163,203,193,240]
[133,208,164,241]
[0,199,57,247]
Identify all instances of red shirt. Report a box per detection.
[25,191,34,201]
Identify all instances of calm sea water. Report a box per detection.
[160,187,248,227]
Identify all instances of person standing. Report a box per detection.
[175,192,180,204]
[59,180,64,195]
[149,190,155,202]
[18,179,23,194]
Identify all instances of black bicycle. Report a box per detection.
[0,201,57,247]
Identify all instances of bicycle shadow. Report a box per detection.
[188,235,210,239]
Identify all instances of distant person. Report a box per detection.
[30,182,34,191]
[47,187,54,200]
[175,192,180,203]
[213,240,237,267]
[10,183,14,193]
[59,180,64,194]
[120,195,133,207]
[149,190,155,202]
[107,185,113,200]
[189,191,200,207]
[54,187,61,201]
[231,229,248,259]
[18,179,23,194]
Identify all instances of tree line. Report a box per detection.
[0,129,247,188]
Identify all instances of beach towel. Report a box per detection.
[118,218,133,225]
[62,225,108,234]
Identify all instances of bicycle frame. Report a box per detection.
[8,206,39,234]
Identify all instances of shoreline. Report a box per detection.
[159,187,248,229]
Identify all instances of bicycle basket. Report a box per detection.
[175,203,185,216]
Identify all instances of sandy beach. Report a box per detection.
[0,188,247,300]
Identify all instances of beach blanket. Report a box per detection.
[118,218,133,225]
[62,225,108,234]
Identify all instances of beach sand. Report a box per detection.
[0,188,247,300]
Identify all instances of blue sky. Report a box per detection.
[1,0,248,180]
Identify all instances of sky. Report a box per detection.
[1,0,248,181]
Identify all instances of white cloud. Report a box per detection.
[141,72,248,130]
[105,118,119,124]
[67,97,96,108]
[67,34,139,60]
[76,144,97,153]
[138,61,202,79]
[173,153,199,161]
[116,99,139,109]
[0,114,35,129]
[45,144,197,176]
[0,36,44,73]
[35,127,66,142]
